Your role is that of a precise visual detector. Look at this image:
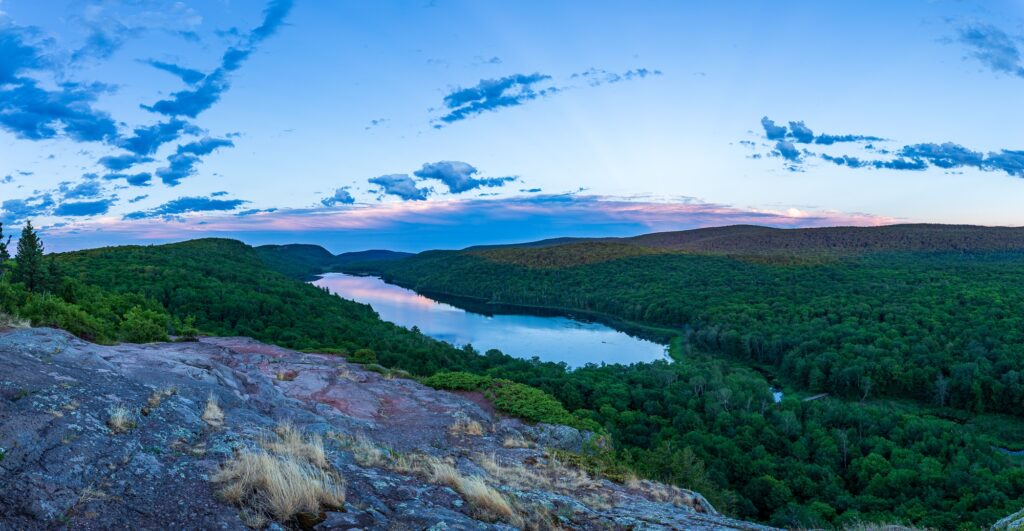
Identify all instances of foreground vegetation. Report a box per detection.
[2,222,1023,527]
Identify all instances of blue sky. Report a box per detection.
[1,0,1022,252]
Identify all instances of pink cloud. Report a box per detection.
[41,194,899,252]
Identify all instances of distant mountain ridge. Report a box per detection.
[255,243,412,278]
[465,224,1024,262]
[619,223,1024,254]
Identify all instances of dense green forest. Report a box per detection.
[2,222,1024,527]
[358,247,1024,417]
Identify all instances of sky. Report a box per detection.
[0,0,1023,253]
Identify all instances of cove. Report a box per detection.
[312,273,669,368]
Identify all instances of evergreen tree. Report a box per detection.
[0,222,11,275]
[13,221,46,292]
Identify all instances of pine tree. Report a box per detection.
[13,221,46,292]
[0,222,11,275]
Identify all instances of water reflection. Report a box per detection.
[312,273,669,368]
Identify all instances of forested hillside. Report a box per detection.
[361,232,1024,416]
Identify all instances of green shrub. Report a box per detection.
[348,348,378,364]
[19,294,109,342]
[174,315,199,341]
[120,306,169,343]
[485,379,579,427]
[422,371,491,391]
[422,371,598,431]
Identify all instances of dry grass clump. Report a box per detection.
[626,478,696,508]
[213,422,345,527]
[147,387,177,408]
[263,423,328,469]
[106,405,136,434]
[213,450,345,523]
[502,433,533,448]
[329,432,525,526]
[202,393,225,428]
[330,432,390,468]
[424,456,520,526]
[475,453,611,510]
[276,370,299,381]
[448,418,485,437]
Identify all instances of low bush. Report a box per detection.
[423,371,599,431]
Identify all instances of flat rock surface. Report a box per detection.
[0,327,773,530]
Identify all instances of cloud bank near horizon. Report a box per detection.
[39,194,896,253]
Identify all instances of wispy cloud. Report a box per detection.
[436,73,555,125]
[143,60,206,85]
[569,67,662,87]
[755,117,1024,178]
[433,67,661,126]
[155,137,234,186]
[41,194,896,253]
[141,0,294,118]
[124,195,248,220]
[956,24,1024,78]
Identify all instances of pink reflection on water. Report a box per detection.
[314,275,455,311]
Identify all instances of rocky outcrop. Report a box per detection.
[0,327,772,530]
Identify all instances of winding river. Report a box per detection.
[312,273,669,368]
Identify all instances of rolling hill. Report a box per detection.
[255,243,412,279]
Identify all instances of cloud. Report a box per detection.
[760,117,788,140]
[60,180,102,199]
[365,118,388,130]
[369,174,431,201]
[899,142,984,169]
[40,194,897,253]
[570,67,662,87]
[72,21,137,62]
[144,60,206,85]
[154,137,234,186]
[774,140,801,161]
[118,119,197,155]
[755,118,1024,178]
[177,137,234,156]
[124,195,248,220]
[128,194,149,203]
[54,198,115,217]
[814,133,885,145]
[0,79,118,143]
[437,73,554,125]
[435,67,661,126]
[98,153,154,171]
[956,24,1024,78]
[103,172,152,186]
[1,193,54,222]
[817,143,1010,174]
[0,25,121,143]
[413,160,516,193]
[788,121,815,143]
[0,25,45,84]
[141,0,294,117]
[321,188,355,207]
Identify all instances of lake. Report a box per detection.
[312,273,669,368]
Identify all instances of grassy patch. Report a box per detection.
[213,423,344,527]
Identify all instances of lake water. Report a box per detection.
[312,273,669,368]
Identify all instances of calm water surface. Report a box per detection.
[312,273,668,368]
